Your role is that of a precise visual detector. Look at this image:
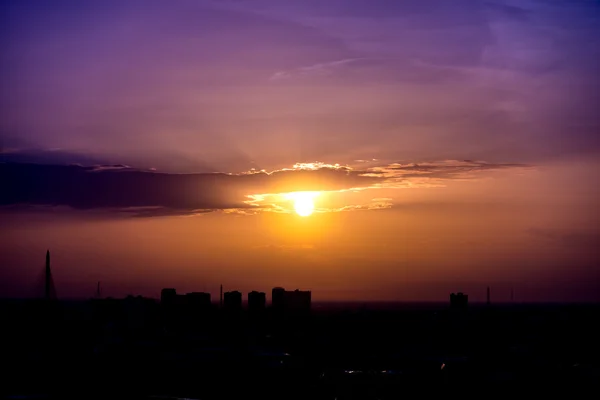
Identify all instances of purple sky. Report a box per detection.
[1,0,599,301]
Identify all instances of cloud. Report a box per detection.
[269,58,364,81]
[230,160,532,213]
[88,164,133,172]
[0,162,379,216]
[0,146,109,167]
[324,200,393,213]
[364,160,531,179]
[0,160,530,217]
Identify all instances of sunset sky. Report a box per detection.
[1,0,599,302]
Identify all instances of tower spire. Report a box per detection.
[45,250,51,300]
[44,250,56,300]
[220,284,223,308]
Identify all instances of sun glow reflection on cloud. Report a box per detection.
[229,160,532,215]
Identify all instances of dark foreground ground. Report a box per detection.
[2,300,599,399]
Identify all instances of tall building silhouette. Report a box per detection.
[272,287,286,311]
[248,291,266,312]
[224,291,242,311]
[44,250,56,300]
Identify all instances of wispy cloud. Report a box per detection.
[269,58,364,81]
[363,160,531,179]
[88,164,134,172]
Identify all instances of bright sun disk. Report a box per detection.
[287,192,319,217]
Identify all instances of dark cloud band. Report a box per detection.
[0,160,529,216]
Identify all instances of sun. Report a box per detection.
[286,192,319,217]
[294,196,314,217]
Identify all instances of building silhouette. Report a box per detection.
[248,291,266,312]
[185,292,211,311]
[160,288,211,329]
[272,287,286,311]
[450,292,468,309]
[271,287,311,314]
[223,290,242,311]
[285,289,311,312]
